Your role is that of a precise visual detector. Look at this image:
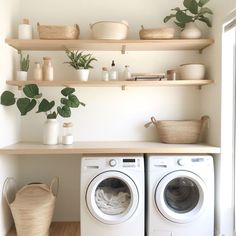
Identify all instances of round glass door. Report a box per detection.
[86,171,139,224]
[155,171,207,224]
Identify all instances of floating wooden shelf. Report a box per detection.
[7,222,80,236]
[6,79,214,89]
[0,142,221,155]
[5,38,214,53]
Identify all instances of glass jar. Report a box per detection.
[33,62,43,80]
[62,122,73,145]
[43,57,53,81]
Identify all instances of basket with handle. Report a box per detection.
[145,116,209,144]
[4,177,59,236]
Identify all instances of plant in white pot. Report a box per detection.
[163,0,213,39]
[0,84,85,145]
[17,54,30,81]
[64,49,97,81]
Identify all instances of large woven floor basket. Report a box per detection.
[145,116,209,144]
[4,177,59,236]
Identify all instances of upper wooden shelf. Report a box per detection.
[0,141,220,155]
[5,38,214,53]
[6,79,214,89]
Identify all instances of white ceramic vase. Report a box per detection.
[76,69,90,81]
[180,22,202,39]
[16,71,28,81]
[43,119,59,145]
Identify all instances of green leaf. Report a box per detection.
[61,98,68,105]
[67,94,80,108]
[16,98,36,115]
[176,11,193,24]
[164,14,176,23]
[198,0,210,7]
[184,0,198,14]
[47,112,57,119]
[61,87,75,97]
[23,84,40,98]
[199,7,213,15]
[174,21,186,29]
[37,99,55,113]
[0,91,16,106]
[199,16,212,27]
[57,105,71,118]
[171,7,181,11]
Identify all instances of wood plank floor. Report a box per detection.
[7,222,80,236]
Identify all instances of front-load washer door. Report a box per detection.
[86,170,139,225]
[155,170,207,224]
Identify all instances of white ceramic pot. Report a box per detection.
[16,71,28,81]
[76,69,90,81]
[180,63,205,80]
[90,21,128,40]
[43,119,59,145]
[180,22,202,39]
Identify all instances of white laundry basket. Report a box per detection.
[4,177,59,236]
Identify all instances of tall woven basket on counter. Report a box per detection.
[4,177,59,236]
[145,116,209,144]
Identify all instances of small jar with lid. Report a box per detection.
[101,67,109,81]
[62,122,74,145]
[42,57,54,81]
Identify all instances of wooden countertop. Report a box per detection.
[0,141,220,155]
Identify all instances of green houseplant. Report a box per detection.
[64,49,97,81]
[0,84,85,144]
[164,0,213,38]
[17,54,30,81]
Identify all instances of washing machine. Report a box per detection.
[80,154,144,236]
[146,154,214,236]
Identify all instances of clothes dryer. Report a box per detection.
[80,154,144,236]
[146,154,214,236]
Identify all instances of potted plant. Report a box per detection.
[64,49,97,81]
[0,84,85,145]
[163,0,213,39]
[17,54,30,81]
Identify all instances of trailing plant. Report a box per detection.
[0,84,85,119]
[64,48,97,70]
[20,54,30,72]
[164,0,213,29]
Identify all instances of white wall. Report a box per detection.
[200,1,236,236]
[0,0,21,234]
[15,0,210,222]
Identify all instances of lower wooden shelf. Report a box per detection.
[7,222,80,236]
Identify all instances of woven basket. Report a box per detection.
[145,116,209,144]
[37,23,80,39]
[139,25,175,40]
[4,177,59,236]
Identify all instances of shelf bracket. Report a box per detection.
[121,45,126,54]
[198,85,202,90]
[17,49,21,54]
[121,85,126,90]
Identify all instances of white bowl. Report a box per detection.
[179,63,205,80]
[90,21,128,40]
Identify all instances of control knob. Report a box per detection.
[177,159,187,166]
[109,159,117,167]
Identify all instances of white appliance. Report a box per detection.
[80,154,144,236]
[146,154,214,236]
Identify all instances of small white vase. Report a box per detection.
[76,69,90,81]
[16,71,28,81]
[180,22,202,39]
[43,119,59,145]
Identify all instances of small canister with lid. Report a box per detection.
[62,122,74,145]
